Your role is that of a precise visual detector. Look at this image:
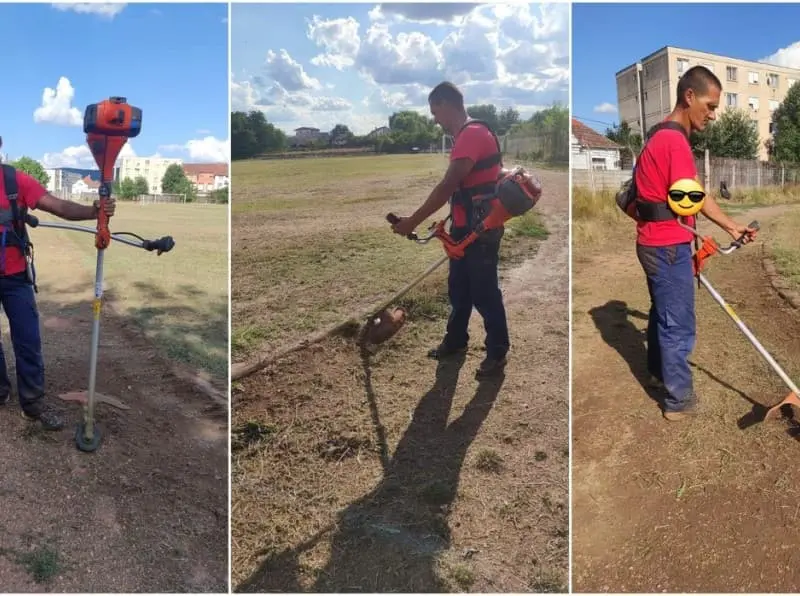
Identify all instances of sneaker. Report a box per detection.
[476,356,507,379]
[21,406,65,431]
[427,343,468,360]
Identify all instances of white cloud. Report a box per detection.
[42,142,136,169]
[33,77,82,127]
[761,41,800,69]
[236,3,569,135]
[594,102,618,114]
[51,3,126,19]
[158,137,229,162]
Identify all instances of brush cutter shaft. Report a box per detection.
[678,219,759,254]
[83,249,105,439]
[698,272,800,395]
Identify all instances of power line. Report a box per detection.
[573,115,619,128]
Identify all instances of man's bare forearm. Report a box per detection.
[700,193,737,234]
[44,194,98,221]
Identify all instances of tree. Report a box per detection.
[231,110,288,159]
[770,82,800,162]
[133,176,149,196]
[116,177,138,200]
[497,107,521,135]
[691,108,759,159]
[467,104,499,132]
[606,121,642,167]
[329,124,354,145]
[161,163,196,201]
[10,157,49,187]
[209,186,229,204]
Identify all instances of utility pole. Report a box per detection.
[636,62,646,137]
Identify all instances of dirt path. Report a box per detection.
[231,168,569,592]
[0,238,228,592]
[572,204,800,593]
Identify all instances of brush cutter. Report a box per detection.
[37,97,174,452]
[681,217,800,421]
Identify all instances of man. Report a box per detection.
[0,162,115,430]
[391,81,509,379]
[633,65,757,421]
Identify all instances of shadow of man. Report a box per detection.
[309,352,506,592]
[587,299,662,406]
[235,349,505,592]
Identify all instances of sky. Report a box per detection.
[231,2,569,136]
[572,2,800,134]
[0,2,229,169]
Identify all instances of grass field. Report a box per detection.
[232,153,545,360]
[31,202,228,386]
[231,154,566,592]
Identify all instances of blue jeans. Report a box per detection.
[0,273,45,415]
[636,243,696,412]
[443,237,510,361]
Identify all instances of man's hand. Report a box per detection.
[726,221,758,244]
[94,197,116,219]
[392,215,417,237]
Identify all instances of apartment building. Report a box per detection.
[183,163,229,193]
[616,45,800,160]
[118,156,183,195]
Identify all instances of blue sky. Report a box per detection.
[0,2,228,168]
[231,2,569,135]
[572,2,800,134]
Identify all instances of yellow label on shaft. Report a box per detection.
[724,304,740,322]
[93,298,102,319]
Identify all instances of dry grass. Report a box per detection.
[30,203,228,385]
[232,154,544,360]
[230,155,564,592]
[762,205,800,288]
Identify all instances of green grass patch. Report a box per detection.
[35,203,228,383]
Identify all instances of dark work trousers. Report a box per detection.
[0,273,45,415]
[636,242,696,412]
[442,235,510,361]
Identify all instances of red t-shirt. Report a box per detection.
[449,121,501,227]
[634,125,697,246]
[0,168,46,275]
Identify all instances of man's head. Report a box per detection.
[675,65,721,132]
[428,81,467,135]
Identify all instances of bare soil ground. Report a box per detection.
[0,220,228,592]
[231,160,569,592]
[572,203,800,593]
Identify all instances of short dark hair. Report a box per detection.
[676,65,722,106]
[428,81,464,109]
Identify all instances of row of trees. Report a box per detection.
[7,157,227,203]
[232,101,569,160]
[604,80,800,163]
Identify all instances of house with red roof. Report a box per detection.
[571,118,623,170]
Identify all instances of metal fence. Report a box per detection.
[573,149,800,193]
[501,129,569,167]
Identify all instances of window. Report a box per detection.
[767,73,779,88]
[677,58,689,74]
[726,93,738,108]
[769,99,780,112]
[749,97,760,111]
[749,71,759,84]
[591,157,607,171]
[727,66,738,82]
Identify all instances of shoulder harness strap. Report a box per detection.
[0,164,25,236]
[457,119,503,171]
[634,121,692,222]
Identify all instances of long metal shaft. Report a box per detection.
[698,272,800,395]
[85,248,105,440]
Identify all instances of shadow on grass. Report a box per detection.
[236,351,506,593]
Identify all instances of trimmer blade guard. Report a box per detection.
[764,391,800,421]
[363,307,407,346]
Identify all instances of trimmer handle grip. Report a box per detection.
[143,236,175,255]
[732,220,759,248]
[25,214,39,228]
[386,212,417,241]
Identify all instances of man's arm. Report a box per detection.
[409,158,474,226]
[698,184,757,242]
[36,193,101,221]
